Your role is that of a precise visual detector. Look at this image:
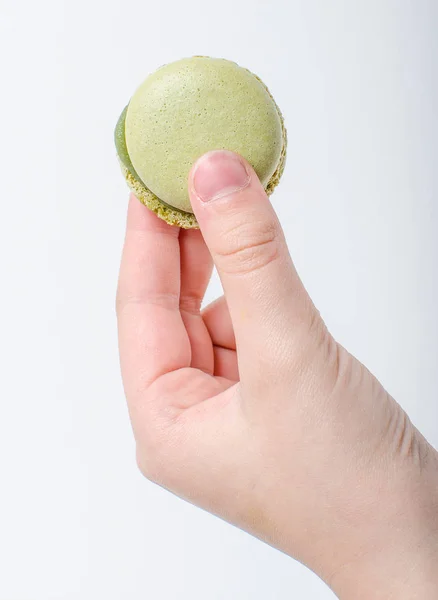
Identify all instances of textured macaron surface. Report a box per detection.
[125,57,284,214]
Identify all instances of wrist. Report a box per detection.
[326,445,438,599]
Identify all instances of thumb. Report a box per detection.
[189,150,319,368]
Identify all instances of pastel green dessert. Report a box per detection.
[115,57,287,228]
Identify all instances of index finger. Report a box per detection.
[116,196,190,403]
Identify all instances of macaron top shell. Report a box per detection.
[125,57,284,214]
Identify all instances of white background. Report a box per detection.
[1,0,437,598]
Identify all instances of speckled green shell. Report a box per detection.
[115,57,287,228]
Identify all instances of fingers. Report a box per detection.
[202,296,235,351]
[179,229,214,373]
[213,346,239,381]
[116,196,190,403]
[202,297,238,379]
[188,151,316,371]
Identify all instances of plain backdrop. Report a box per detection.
[0,1,437,598]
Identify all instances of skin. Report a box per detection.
[117,150,438,598]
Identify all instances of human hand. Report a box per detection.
[117,150,438,598]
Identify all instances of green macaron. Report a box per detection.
[115,56,287,228]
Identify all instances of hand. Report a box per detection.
[117,150,438,598]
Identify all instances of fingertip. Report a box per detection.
[189,151,264,207]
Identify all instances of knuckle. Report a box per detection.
[304,305,327,346]
[215,219,280,276]
[116,287,179,316]
[179,294,203,316]
[115,286,127,315]
[292,302,332,362]
[134,401,178,484]
[390,409,416,460]
[115,281,136,316]
[135,435,165,484]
